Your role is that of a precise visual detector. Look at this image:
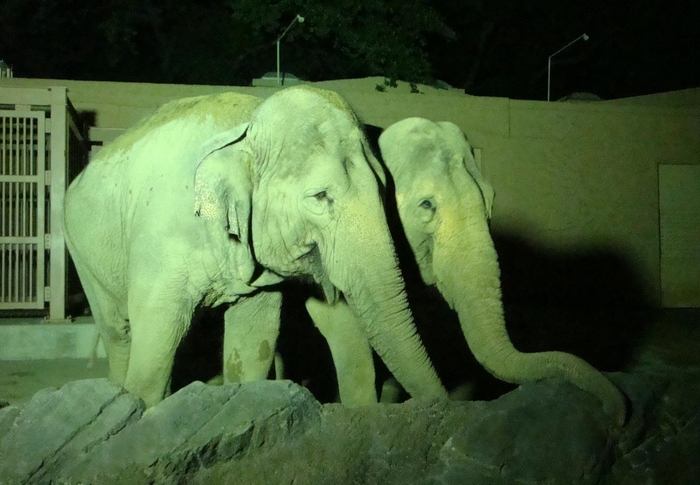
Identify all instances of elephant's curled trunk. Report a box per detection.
[434,212,627,426]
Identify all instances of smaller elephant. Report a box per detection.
[308,118,627,425]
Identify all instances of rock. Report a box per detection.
[196,378,617,485]
[422,379,615,485]
[0,378,143,485]
[57,379,321,484]
[0,396,15,440]
[0,365,697,485]
[603,366,700,485]
[0,405,20,441]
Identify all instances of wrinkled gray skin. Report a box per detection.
[63,88,446,407]
[311,118,627,426]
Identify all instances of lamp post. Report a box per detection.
[277,14,305,86]
[547,33,589,101]
[0,60,13,78]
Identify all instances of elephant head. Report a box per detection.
[193,88,446,401]
[379,117,626,425]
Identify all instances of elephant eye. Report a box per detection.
[419,199,434,210]
[305,189,334,216]
[313,190,334,205]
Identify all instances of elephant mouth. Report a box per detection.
[308,246,341,304]
[260,240,319,278]
[290,244,341,304]
[247,267,285,288]
[294,243,318,262]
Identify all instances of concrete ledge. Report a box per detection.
[0,318,106,360]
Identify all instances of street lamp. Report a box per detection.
[277,14,305,86]
[547,33,589,101]
[0,60,13,78]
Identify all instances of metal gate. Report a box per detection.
[0,109,46,309]
[0,86,88,320]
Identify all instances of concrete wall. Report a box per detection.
[0,318,104,360]
[2,76,699,308]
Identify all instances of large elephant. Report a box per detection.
[63,87,447,407]
[309,117,627,426]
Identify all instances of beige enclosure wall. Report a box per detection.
[659,165,700,307]
[2,77,699,308]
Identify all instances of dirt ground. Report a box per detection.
[1,309,698,406]
[0,358,109,405]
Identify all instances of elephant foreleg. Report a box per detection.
[306,297,378,407]
[78,276,130,385]
[125,288,194,407]
[223,291,283,383]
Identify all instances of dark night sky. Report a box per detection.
[1,0,699,100]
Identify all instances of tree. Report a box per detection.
[1,0,453,85]
[228,0,454,84]
[0,0,103,79]
[94,0,249,84]
[2,0,697,97]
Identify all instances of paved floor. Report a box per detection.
[0,358,108,405]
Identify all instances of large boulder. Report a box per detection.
[0,379,320,485]
[0,379,144,484]
[0,365,698,485]
[196,378,620,485]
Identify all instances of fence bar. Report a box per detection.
[0,109,46,308]
[0,87,85,314]
[1,241,4,300]
[48,87,67,319]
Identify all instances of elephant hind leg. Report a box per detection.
[223,291,283,383]
[306,297,378,407]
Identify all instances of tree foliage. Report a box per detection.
[0,0,453,85]
[1,0,697,99]
[228,0,454,84]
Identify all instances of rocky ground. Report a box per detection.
[1,359,699,485]
[1,307,698,484]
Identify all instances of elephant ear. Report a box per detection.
[362,140,388,188]
[438,121,495,220]
[194,123,257,282]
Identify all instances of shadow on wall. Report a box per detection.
[493,230,654,372]
[371,229,656,404]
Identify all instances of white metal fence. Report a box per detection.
[0,87,88,320]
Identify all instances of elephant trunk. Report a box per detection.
[433,209,626,426]
[325,200,447,401]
